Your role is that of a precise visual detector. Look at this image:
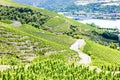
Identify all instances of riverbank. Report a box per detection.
[79,19,120,29]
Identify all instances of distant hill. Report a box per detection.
[13,0,75,11]
[14,0,120,13]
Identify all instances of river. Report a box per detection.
[79,19,120,29]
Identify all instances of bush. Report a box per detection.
[73,35,80,39]
[101,31,118,40]
[109,42,117,49]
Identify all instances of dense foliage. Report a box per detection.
[64,25,79,38]
[0,5,49,28]
[0,57,120,80]
[101,31,118,40]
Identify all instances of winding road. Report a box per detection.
[70,39,120,74]
[0,39,120,75]
[70,39,91,65]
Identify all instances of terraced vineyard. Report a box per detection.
[0,23,120,80]
[0,25,75,65]
[0,21,79,65]
[0,26,51,65]
[0,0,120,79]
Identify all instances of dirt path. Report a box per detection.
[70,39,91,65]
[0,65,10,71]
[70,39,120,74]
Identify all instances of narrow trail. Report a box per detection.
[70,39,91,65]
[0,39,120,75]
[70,39,120,74]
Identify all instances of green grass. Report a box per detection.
[0,22,78,65]
[0,51,119,80]
[1,55,119,80]
[0,0,120,67]
[0,20,13,24]
[0,0,105,46]
[16,24,76,47]
[0,54,19,65]
[0,0,96,33]
[44,16,66,27]
[83,41,120,67]
[0,0,24,7]
[54,22,71,32]
[2,20,120,69]
[0,0,120,79]
[0,22,63,50]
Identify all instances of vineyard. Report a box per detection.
[0,0,120,79]
[0,21,120,80]
[83,41,120,67]
[0,22,80,63]
[0,57,120,80]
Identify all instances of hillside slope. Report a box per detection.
[1,0,120,66]
[0,0,108,44]
[0,0,120,79]
[83,41,120,67]
[0,22,119,79]
[0,0,120,69]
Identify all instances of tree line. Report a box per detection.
[0,5,49,28]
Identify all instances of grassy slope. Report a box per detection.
[18,24,76,47]
[0,25,119,80]
[0,0,120,68]
[0,0,96,32]
[0,22,74,50]
[0,0,96,46]
[83,41,120,67]
[0,22,79,65]
[44,17,66,27]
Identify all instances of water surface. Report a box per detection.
[79,19,120,29]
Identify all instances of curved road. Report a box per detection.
[70,39,91,65]
[70,39,120,74]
